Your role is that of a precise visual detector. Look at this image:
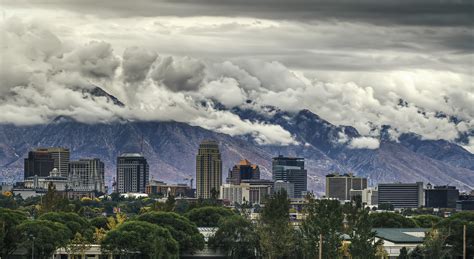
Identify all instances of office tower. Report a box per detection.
[274,180,295,198]
[24,150,55,179]
[425,185,459,208]
[226,159,260,185]
[196,140,222,199]
[326,173,368,201]
[116,153,149,193]
[272,155,307,198]
[69,158,106,193]
[34,147,70,177]
[378,182,424,209]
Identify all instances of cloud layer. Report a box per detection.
[0,0,472,150]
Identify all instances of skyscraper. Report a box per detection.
[325,173,368,201]
[226,159,260,185]
[34,147,70,177]
[24,147,70,179]
[24,150,55,179]
[116,153,149,193]
[69,158,106,193]
[425,185,459,209]
[196,140,222,199]
[272,155,307,198]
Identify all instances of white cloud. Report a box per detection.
[348,137,380,149]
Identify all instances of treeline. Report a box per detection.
[1,186,473,258]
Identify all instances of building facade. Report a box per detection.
[24,150,55,179]
[116,153,149,193]
[378,182,424,209]
[272,155,307,198]
[35,147,70,177]
[196,140,222,199]
[146,180,193,197]
[220,181,272,205]
[425,185,459,208]
[69,158,106,193]
[325,173,368,201]
[274,180,295,198]
[226,159,260,185]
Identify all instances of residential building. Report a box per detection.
[425,184,459,208]
[116,153,149,193]
[196,140,222,199]
[378,182,424,209]
[226,159,260,184]
[326,173,367,201]
[24,150,55,178]
[69,158,106,193]
[274,180,295,198]
[272,155,307,198]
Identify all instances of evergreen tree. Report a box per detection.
[399,247,409,259]
[349,208,382,259]
[300,197,344,259]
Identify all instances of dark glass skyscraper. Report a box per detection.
[24,150,55,179]
[425,185,459,208]
[116,153,149,193]
[272,155,307,198]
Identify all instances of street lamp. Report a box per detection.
[28,234,35,259]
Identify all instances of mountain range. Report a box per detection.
[1,87,473,194]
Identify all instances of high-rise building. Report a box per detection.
[425,185,459,209]
[116,153,149,193]
[196,140,222,199]
[69,158,106,193]
[24,150,55,179]
[226,159,260,185]
[378,182,424,209]
[326,173,368,201]
[34,147,70,177]
[274,180,295,198]
[272,155,307,198]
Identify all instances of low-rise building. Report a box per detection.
[374,228,428,258]
[220,181,272,205]
[146,180,193,197]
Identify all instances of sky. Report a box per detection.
[0,0,473,150]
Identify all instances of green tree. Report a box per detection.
[399,247,408,259]
[164,195,176,212]
[258,190,299,259]
[39,212,94,241]
[300,198,344,259]
[66,232,91,258]
[378,203,394,211]
[136,211,204,253]
[185,206,234,227]
[40,182,69,213]
[18,220,71,259]
[435,212,474,258]
[0,208,27,257]
[101,221,179,259]
[349,208,382,259]
[423,228,451,259]
[90,216,109,229]
[412,214,442,228]
[209,215,259,258]
[408,246,424,259]
[370,212,417,228]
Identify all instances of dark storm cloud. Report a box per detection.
[4,0,474,26]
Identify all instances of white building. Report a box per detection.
[24,168,69,191]
[220,182,272,205]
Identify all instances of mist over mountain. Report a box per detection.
[1,89,473,193]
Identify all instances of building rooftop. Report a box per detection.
[119,153,144,157]
[373,228,428,244]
